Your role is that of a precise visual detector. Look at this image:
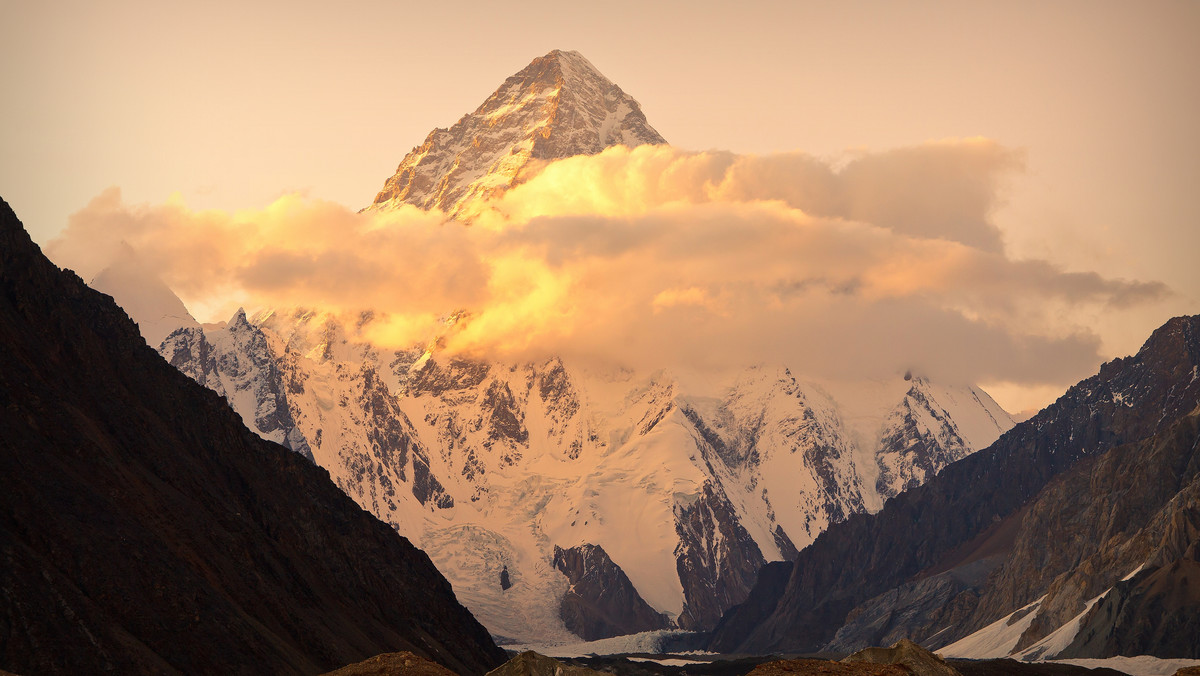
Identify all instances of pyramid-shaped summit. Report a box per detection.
[367,49,666,215]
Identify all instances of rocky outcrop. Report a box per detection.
[0,197,506,675]
[552,544,671,640]
[1062,553,1200,659]
[710,314,1200,654]
[321,652,458,676]
[485,652,603,676]
[947,407,1200,654]
[843,639,962,676]
[367,49,665,217]
[819,358,1200,663]
[929,405,1200,660]
[748,661,910,676]
[875,379,978,500]
[674,482,767,630]
[708,560,794,646]
[825,563,991,653]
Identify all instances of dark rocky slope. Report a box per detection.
[552,544,671,640]
[709,314,1200,653]
[952,405,1200,654]
[1062,551,1200,658]
[0,197,507,674]
[826,401,1200,659]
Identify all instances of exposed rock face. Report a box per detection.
[709,315,1200,654]
[709,560,795,641]
[1062,554,1200,659]
[0,197,506,675]
[160,312,314,461]
[367,49,665,217]
[551,544,671,640]
[874,380,1001,500]
[825,564,990,653]
[937,405,1200,660]
[956,408,1200,653]
[673,482,767,630]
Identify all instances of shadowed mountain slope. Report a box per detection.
[0,196,507,674]
[709,313,1200,653]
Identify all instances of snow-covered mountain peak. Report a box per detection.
[366,49,665,216]
[229,307,252,330]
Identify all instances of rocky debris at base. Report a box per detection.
[321,652,458,676]
[486,651,604,676]
[747,659,911,676]
[842,639,960,676]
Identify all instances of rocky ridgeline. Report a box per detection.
[0,197,507,675]
[552,544,671,640]
[367,49,665,216]
[709,314,1200,659]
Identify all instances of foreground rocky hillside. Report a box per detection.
[709,314,1200,656]
[0,197,506,675]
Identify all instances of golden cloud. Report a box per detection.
[47,141,1168,386]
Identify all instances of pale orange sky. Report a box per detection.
[3,0,1199,413]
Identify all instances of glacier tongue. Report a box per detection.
[149,308,1014,643]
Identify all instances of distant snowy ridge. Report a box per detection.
[148,306,1013,643]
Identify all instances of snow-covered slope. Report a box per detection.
[154,308,1013,642]
[159,310,314,462]
[366,49,665,217]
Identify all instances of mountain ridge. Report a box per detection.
[0,196,506,675]
[707,314,1200,654]
[366,49,665,216]
[155,306,1014,642]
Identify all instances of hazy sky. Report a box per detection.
[3,0,1198,413]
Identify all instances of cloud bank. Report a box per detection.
[48,141,1167,391]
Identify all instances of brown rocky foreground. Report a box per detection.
[322,652,459,676]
